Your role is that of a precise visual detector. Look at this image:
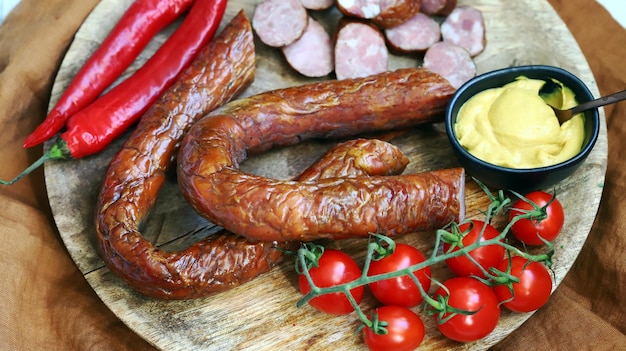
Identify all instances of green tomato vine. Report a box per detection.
[294,180,556,333]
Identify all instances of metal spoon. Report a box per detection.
[539,80,626,124]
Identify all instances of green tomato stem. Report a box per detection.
[295,181,558,331]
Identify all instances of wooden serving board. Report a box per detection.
[45,0,608,350]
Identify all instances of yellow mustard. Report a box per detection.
[454,77,585,168]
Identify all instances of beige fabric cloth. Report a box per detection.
[0,1,153,349]
[0,0,623,350]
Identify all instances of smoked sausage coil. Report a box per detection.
[99,116,409,299]
[177,68,464,243]
[94,13,410,299]
[95,12,260,300]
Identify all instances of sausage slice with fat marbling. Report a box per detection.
[385,12,441,53]
[252,0,308,47]
[422,41,476,88]
[441,6,486,57]
[282,17,333,77]
[334,21,389,80]
[336,0,382,19]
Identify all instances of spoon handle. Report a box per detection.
[571,89,626,114]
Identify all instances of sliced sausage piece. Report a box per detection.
[300,0,335,10]
[441,6,486,57]
[422,41,476,89]
[282,17,333,77]
[336,0,382,19]
[372,0,421,29]
[334,21,389,80]
[385,12,441,53]
[252,0,308,47]
[420,0,457,16]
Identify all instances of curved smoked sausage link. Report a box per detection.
[95,12,260,300]
[94,12,409,299]
[178,68,463,243]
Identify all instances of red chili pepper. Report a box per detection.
[2,0,228,185]
[23,0,195,148]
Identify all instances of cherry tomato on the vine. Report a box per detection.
[367,243,431,307]
[509,191,564,246]
[493,256,553,313]
[432,277,501,342]
[443,220,505,278]
[298,248,364,315]
[362,305,425,351]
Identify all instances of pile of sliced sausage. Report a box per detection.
[252,0,485,88]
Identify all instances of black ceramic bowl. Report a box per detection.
[445,65,600,193]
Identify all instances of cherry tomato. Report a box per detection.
[493,256,553,313]
[362,306,425,351]
[443,220,505,278]
[298,248,364,315]
[433,277,501,342]
[367,243,431,307]
[509,191,564,246]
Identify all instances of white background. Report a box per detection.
[597,0,626,28]
[0,0,19,23]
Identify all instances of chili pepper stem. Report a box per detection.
[0,138,71,185]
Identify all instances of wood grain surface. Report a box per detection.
[45,0,608,350]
